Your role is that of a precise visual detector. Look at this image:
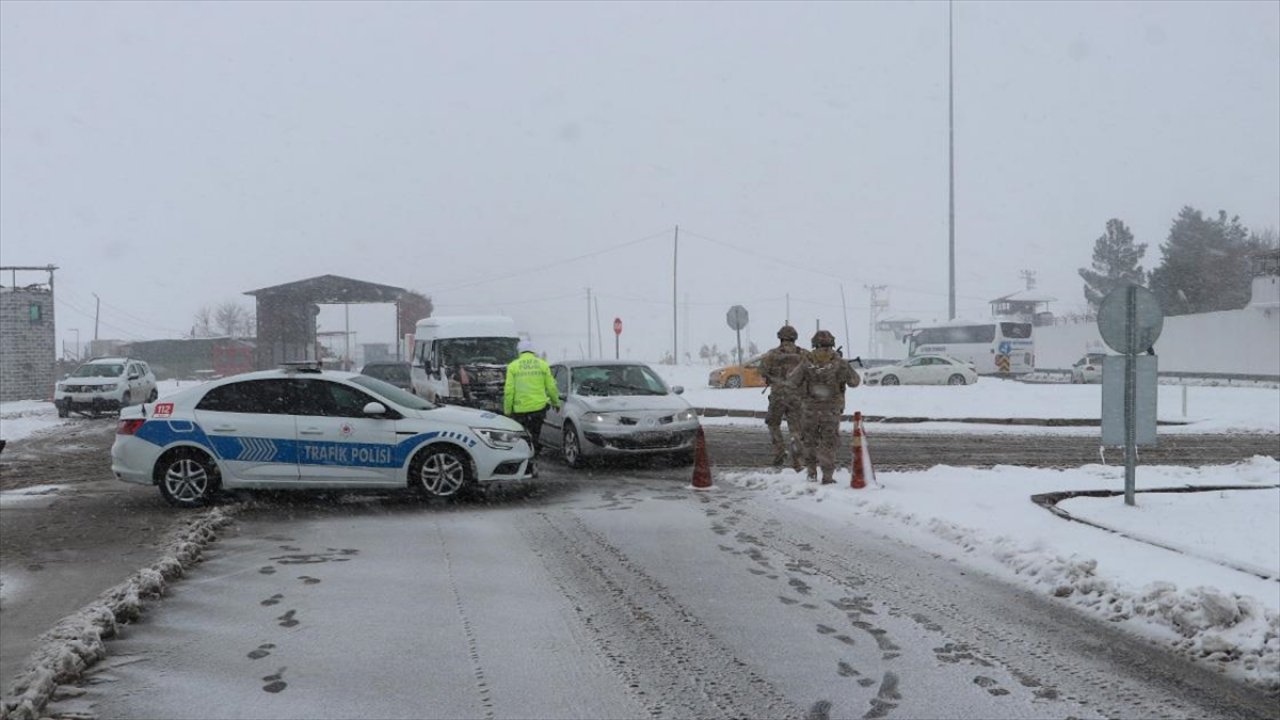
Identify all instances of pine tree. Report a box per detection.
[1148,207,1258,315]
[1078,219,1146,311]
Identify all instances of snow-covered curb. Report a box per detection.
[0,508,235,720]
[724,468,1280,696]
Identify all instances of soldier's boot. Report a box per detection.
[820,472,836,485]
[771,449,787,468]
[806,466,818,482]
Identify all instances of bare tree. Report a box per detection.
[214,302,249,337]
[192,306,214,338]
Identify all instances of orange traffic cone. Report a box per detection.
[851,412,867,489]
[691,426,713,489]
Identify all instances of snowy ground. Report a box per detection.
[2,369,1277,696]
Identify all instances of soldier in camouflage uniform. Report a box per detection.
[787,329,861,484]
[760,325,809,470]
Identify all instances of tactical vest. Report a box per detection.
[766,345,805,384]
[802,351,845,401]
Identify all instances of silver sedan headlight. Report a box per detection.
[675,409,697,422]
[473,427,527,450]
[580,412,609,424]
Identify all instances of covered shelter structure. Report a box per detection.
[245,275,429,371]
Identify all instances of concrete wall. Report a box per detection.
[1036,276,1280,376]
[0,287,57,401]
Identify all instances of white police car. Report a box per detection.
[111,363,535,507]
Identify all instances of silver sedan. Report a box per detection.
[541,360,700,467]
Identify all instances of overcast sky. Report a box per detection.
[2,0,1277,363]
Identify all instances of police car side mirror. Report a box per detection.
[363,401,388,416]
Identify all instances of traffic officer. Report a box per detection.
[503,340,561,457]
[787,329,860,484]
[760,324,809,470]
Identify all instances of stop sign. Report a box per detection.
[613,317,622,335]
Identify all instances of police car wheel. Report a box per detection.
[412,445,472,498]
[157,449,220,508]
[562,424,584,468]
[724,375,742,389]
[881,375,900,386]
[56,403,69,419]
[121,391,131,407]
[947,374,967,386]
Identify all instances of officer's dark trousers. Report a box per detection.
[512,408,549,456]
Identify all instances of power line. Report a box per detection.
[429,227,673,293]
[680,228,991,304]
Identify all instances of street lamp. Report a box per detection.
[70,328,80,360]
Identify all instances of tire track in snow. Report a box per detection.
[434,519,495,720]
[522,510,802,720]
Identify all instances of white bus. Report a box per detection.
[906,320,1034,375]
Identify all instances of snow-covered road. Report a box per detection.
[40,470,1275,720]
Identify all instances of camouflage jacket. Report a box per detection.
[760,343,808,389]
[787,348,860,403]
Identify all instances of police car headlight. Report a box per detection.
[675,409,697,422]
[473,427,524,450]
[581,412,608,424]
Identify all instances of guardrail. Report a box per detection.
[1021,369,1279,386]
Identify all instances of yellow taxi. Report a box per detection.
[707,356,767,388]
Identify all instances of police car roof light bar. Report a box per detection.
[279,360,324,373]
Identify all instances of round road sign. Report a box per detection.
[613,317,622,335]
[1097,285,1164,354]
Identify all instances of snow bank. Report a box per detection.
[722,457,1280,694]
[653,364,1280,434]
[0,381,197,445]
[0,508,234,720]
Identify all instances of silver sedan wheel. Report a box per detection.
[563,424,584,468]
[417,447,468,497]
[948,374,968,385]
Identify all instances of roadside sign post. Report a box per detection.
[613,317,622,359]
[725,305,749,365]
[1098,284,1165,506]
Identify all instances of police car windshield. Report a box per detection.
[348,375,434,410]
[72,363,123,378]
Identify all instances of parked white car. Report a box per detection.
[541,360,700,467]
[54,357,158,417]
[859,354,979,386]
[111,363,534,507]
[1071,353,1107,384]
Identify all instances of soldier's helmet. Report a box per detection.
[776,325,799,342]
[811,329,836,348]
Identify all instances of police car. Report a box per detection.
[111,362,535,508]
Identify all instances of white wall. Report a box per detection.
[1036,299,1280,376]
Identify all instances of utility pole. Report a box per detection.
[593,294,603,357]
[672,225,679,365]
[1019,269,1037,290]
[92,292,100,341]
[865,284,888,356]
[948,0,956,321]
[840,283,851,354]
[586,288,592,359]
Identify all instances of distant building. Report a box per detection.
[121,337,256,379]
[0,266,58,402]
[989,290,1056,326]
